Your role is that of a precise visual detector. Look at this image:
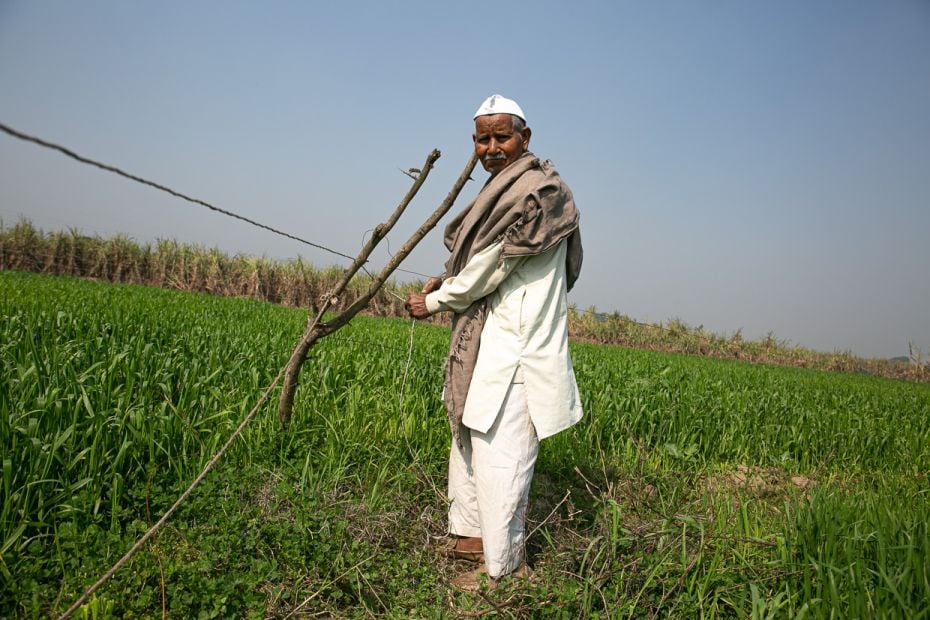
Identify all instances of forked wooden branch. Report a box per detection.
[277,151,479,423]
[54,148,476,620]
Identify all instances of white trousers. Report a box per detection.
[448,382,539,577]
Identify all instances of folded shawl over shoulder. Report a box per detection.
[441,152,583,445]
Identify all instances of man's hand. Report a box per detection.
[421,277,443,294]
[406,277,442,319]
[405,292,431,319]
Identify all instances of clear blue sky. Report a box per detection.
[1,1,928,359]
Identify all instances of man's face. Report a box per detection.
[473,114,531,176]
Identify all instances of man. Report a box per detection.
[405,94,583,590]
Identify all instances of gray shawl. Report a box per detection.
[441,152,583,445]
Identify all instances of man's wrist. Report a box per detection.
[425,291,443,314]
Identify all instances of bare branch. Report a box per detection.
[277,151,479,423]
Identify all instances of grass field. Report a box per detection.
[5,219,927,384]
[2,270,929,618]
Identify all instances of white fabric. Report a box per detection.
[473,94,526,121]
[448,382,538,577]
[426,239,583,439]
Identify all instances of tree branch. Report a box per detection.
[276,151,479,423]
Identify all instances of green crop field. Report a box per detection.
[2,270,928,618]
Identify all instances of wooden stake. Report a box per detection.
[277,151,479,423]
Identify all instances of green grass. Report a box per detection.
[6,217,928,384]
[2,270,929,618]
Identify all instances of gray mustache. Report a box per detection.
[484,154,507,162]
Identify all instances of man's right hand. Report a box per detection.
[404,293,431,319]
[421,277,443,294]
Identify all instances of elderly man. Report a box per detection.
[405,94,583,589]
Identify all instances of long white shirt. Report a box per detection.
[426,239,583,440]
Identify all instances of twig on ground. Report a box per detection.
[58,364,288,619]
[526,489,571,543]
[283,557,373,619]
[457,594,518,618]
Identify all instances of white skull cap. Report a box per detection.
[473,94,526,122]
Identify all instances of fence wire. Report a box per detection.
[0,121,436,279]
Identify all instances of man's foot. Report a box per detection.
[508,564,535,580]
[451,563,534,593]
[451,566,490,592]
[442,536,484,562]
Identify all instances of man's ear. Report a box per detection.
[521,126,532,149]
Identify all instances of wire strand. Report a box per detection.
[0,121,357,261]
[58,362,288,619]
[2,121,445,286]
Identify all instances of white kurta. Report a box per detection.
[426,238,583,439]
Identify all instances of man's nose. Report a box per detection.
[488,139,500,152]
